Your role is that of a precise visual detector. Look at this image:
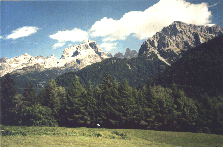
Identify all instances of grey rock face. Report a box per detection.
[138,21,223,64]
[106,53,113,58]
[0,57,7,63]
[61,39,108,59]
[124,48,138,58]
[114,48,138,59]
[114,52,124,59]
[125,48,132,58]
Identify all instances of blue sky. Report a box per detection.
[1,0,222,59]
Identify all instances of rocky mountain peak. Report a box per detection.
[23,53,30,56]
[61,40,107,59]
[82,39,94,44]
[114,48,138,59]
[0,57,7,63]
[139,21,223,65]
[46,54,56,59]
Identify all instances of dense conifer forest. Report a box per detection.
[1,72,222,134]
[55,54,168,89]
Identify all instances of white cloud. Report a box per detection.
[50,28,88,49]
[89,0,212,40]
[102,37,117,42]
[100,42,117,52]
[52,42,66,49]
[49,28,88,42]
[67,44,73,47]
[0,36,2,39]
[6,26,39,39]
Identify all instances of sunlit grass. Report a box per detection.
[1,126,223,147]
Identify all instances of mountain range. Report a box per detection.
[0,40,110,77]
[114,48,138,59]
[1,21,223,94]
[0,40,140,77]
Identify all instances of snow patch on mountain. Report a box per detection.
[0,40,110,77]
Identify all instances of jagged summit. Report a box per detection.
[61,40,107,59]
[139,21,223,65]
[171,21,216,28]
[114,48,138,59]
[23,53,30,56]
[172,21,187,25]
[82,39,95,44]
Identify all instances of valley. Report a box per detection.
[2,126,223,147]
[1,21,223,147]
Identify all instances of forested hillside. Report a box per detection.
[7,70,60,94]
[147,34,223,97]
[1,52,168,95]
[55,54,168,89]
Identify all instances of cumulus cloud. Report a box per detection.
[52,42,66,49]
[100,42,117,52]
[6,26,39,39]
[49,28,88,43]
[0,36,2,39]
[49,28,88,49]
[89,0,212,40]
[102,37,117,42]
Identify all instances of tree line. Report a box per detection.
[1,73,222,134]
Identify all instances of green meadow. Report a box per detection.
[1,126,223,147]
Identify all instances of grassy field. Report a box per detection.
[1,125,222,147]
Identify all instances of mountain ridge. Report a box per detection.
[0,40,139,77]
[147,34,223,97]
[0,40,110,77]
[2,21,222,95]
[139,21,223,65]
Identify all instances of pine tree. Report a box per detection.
[110,79,123,128]
[131,88,143,128]
[23,81,37,107]
[100,87,112,128]
[86,81,97,127]
[43,79,61,118]
[151,86,176,131]
[118,79,136,128]
[142,86,162,130]
[12,93,24,125]
[134,88,146,129]
[97,73,113,128]
[171,85,198,132]
[101,73,112,91]
[37,79,66,125]
[93,86,103,126]
[56,86,67,126]
[66,75,88,127]
[1,73,18,125]
[101,85,122,128]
